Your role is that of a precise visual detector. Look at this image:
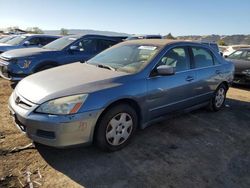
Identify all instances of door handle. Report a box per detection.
[186,76,194,82]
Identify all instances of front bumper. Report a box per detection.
[8,91,103,147]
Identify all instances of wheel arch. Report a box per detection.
[93,98,142,141]
[217,81,229,91]
[33,61,59,73]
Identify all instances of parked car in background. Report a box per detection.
[0,34,124,81]
[223,45,250,57]
[0,34,60,54]
[0,35,17,44]
[219,45,227,54]
[9,39,234,151]
[126,35,162,40]
[226,48,250,84]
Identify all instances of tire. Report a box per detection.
[95,104,138,151]
[208,84,227,111]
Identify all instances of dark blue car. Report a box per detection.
[0,34,59,54]
[0,34,125,81]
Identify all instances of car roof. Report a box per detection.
[63,34,125,40]
[228,45,250,47]
[21,34,60,37]
[237,48,250,51]
[117,39,207,48]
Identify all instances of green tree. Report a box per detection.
[60,28,68,35]
[218,39,227,46]
[26,27,44,34]
[165,33,175,40]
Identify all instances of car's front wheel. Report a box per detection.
[209,84,227,111]
[95,104,138,151]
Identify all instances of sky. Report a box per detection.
[0,0,250,36]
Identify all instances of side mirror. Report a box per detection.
[224,55,228,58]
[70,45,78,51]
[156,65,175,76]
[23,41,30,46]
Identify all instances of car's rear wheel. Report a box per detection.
[95,104,138,151]
[209,84,227,111]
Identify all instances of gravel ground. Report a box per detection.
[0,78,250,188]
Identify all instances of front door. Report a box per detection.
[146,46,196,119]
[65,38,98,63]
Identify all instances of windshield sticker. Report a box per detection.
[69,38,77,41]
[138,46,157,50]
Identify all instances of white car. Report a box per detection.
[223,45,250,57]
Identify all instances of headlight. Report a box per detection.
[36,94,88,115]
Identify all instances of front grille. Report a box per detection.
[14,92,34,110]
[15,96,32,109]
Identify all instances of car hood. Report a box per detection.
[0,43,12,47]
[16,63,128,104]
[1,47,53,59]
[0,44,17,53]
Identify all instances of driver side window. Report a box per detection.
[158,47,190,72]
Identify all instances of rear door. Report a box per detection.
[146,46,196,119]
[190,46,223,103]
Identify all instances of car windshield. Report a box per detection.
[0,36,15,43]
[43,37,77,50]
[6,35,27,45]
[88,44,159,73]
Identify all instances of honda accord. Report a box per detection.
[9,39,234,151]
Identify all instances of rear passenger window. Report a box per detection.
[158,47,190,72]
[192,47,214,68]
[98,39,117,51]
[40,37,56,46]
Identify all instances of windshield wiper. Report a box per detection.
[97,64,116,71]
